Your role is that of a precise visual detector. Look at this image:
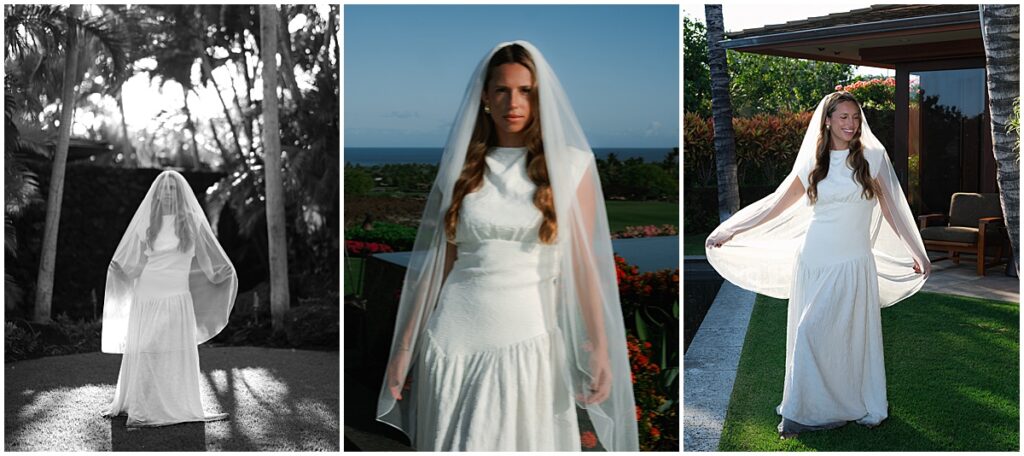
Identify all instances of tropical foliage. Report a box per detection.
[614,255,679,451]
[684,15,854,117]
[4,4,340,326]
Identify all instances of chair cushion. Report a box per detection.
[921,226,978,244]
[949,192,1003,227]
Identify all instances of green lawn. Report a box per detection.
[718,292,1019,451]
[5,347,339,451]
[684,232,709,256]
[604,200,679,233]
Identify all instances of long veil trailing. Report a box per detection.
[375,40,639,450]
[705,93,930,306]
[102,170,237,353]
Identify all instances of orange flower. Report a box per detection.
[649,427,661,439]
[581,431,598,449]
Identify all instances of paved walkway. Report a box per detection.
[922,259,1019,302]
[682,281,756,452]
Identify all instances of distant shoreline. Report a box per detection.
[344,147,676,166]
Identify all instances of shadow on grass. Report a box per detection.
[109,417,206,451]
[5,347,339,451]
[718,292,1018,452]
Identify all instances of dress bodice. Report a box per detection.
[802,149,876,265]
[138,215,195,298]
[455,147,543,245]
[812,150,876,208]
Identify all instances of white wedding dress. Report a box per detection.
[105,215,228,427]
[777,149,887,431]
[414,147,580,450]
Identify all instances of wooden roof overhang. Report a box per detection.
[719,5,984,68]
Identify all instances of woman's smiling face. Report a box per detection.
[827,100,860,149]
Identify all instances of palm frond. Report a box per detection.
[72,10,131,92]
[4,4,66,63]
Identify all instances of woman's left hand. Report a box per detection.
[211,267,233,284]
[913,259,930,276]
[578,349,612,404]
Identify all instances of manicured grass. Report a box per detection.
[344,257,364,296]
[718,292,1019,451]
[5,347,339,451]
[605,200,679,233]
[684,232,709,256]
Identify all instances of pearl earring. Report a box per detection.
[483,105,491,114]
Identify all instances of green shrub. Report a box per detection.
[345,222,417,251]
[344,165,375,196]
[284,305,339,349]
[4,314,101,362]
[5,321,40,362]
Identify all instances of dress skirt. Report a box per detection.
[777,170,888,432]
[415,240,580,451]
[105,250,226,427]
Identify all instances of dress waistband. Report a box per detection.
[454,239,560,278]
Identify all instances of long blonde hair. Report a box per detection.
[443,44,556,243]
[807,91,878,204]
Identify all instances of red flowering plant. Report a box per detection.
[628,334,676,450]
[611,224,679,239]
[345,239,394,256]
[614,255,679,450]
[835,77,896,111]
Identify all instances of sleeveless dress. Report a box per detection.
[777,149,887,432]
[106,214,227,427]
[414,147,580,450]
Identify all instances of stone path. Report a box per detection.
[682,281,756,452]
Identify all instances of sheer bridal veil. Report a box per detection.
[375,40,640,450]
[706,92,930,306]
[102,170,237,353]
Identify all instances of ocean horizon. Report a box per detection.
[344,147,677,166]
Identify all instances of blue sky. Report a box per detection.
[344,5,679,148]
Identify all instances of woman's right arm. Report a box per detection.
[111,237,148,279]
[387,241,457,400]
[707,177,806,248]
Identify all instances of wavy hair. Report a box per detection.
[807,91,878,204]
[443,44,556,243]
[146,177,195,252]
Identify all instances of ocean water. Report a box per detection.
[344,147,675,166]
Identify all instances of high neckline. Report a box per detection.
[490,146,527,153]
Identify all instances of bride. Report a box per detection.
[375,41,639,451]
[706,91,930,438]
[102,170,237,427]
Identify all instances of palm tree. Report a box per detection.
[705,5,740,221]
[980,4,1020,274]
[6,4,129,322]
[260,4,290,331]
[32,5,84,323]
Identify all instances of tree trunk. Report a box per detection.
[116,88,136,167]
[277,6,303,111]
[34,5,83,323]
[207,119,230,163]
[705,5,741,222]
[197,42,247,163]
[180,85,202,169]
[980,4,1021,275]
[260,4,290,332]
